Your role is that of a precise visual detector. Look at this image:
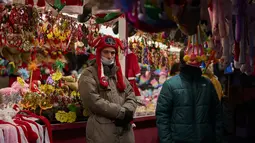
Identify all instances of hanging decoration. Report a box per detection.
[95,12,122,24]
[183,26,207,67]
[28,61,38,89]
[77,6,92,23]
[46,0,66,12]
[112,21,137,37]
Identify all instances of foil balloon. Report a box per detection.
[125,0,179,33]
[95,12,122,24]
[112,21,137,37]
[115,0,136,12]
[46,0,65,12]
[77,6,92,23]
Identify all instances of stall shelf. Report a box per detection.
[52,116,158,143]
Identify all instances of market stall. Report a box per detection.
[1,0,254,142]
[0,1,167,141]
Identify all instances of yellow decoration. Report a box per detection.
[47,32,53,39]
[59,35,66,41]
[71,91,80,97]
[53,27,61,37]
[39,96,53,114]
[183,55,190,62]
[9,62,15,68]
[52,71,62,81]
[17,77,25,87]
[66,111,77,123]
[55,111,66,123]
[196,56,202,62]
[55,111,77,123]
[201,55,207,61]
[42,22,49,32]
[33,39,39,47]
[40,84,55,95]
[66,30,71,36]
[20,92,40,110]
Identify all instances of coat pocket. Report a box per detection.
[93,115,117,142]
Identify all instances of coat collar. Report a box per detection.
[179,65,202,81]
[91,59,119,78]
[103,64,118,78]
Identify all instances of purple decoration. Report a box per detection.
[46,76,54,85]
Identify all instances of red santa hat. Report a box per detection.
[92,35,126,92]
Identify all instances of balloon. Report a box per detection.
[77,6,92,23]
[95,12,122,24]
[46,0,65,12]
[112,21,137,37]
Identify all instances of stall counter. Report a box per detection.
[52,116,158,143]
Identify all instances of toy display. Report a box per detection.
[0,0,245,142]
[128,37,182,117]
[0,0,247,129]
[0,3,98,124]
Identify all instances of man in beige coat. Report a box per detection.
[78,35,137,143]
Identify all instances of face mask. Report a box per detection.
[101,57,115,65]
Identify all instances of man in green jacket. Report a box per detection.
[156,49,223,143]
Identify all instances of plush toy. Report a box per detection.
[232,0,247,69]
[219,0,234,69]
[21,52,31,63]
[208,0,231,63]
[248,21,255,75]
[31,80,42,94]
[62,71,78,91]
[158,70,168,85]
[202,63,223,101]
[1,47,23,73]
[0,78,28,109]
[74,41,86,55]
[1,47,14,63]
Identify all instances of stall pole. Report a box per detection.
[118,16,127,75]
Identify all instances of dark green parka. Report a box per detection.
[156,66,223,143]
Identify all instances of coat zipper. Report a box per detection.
[192,80,198,140]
